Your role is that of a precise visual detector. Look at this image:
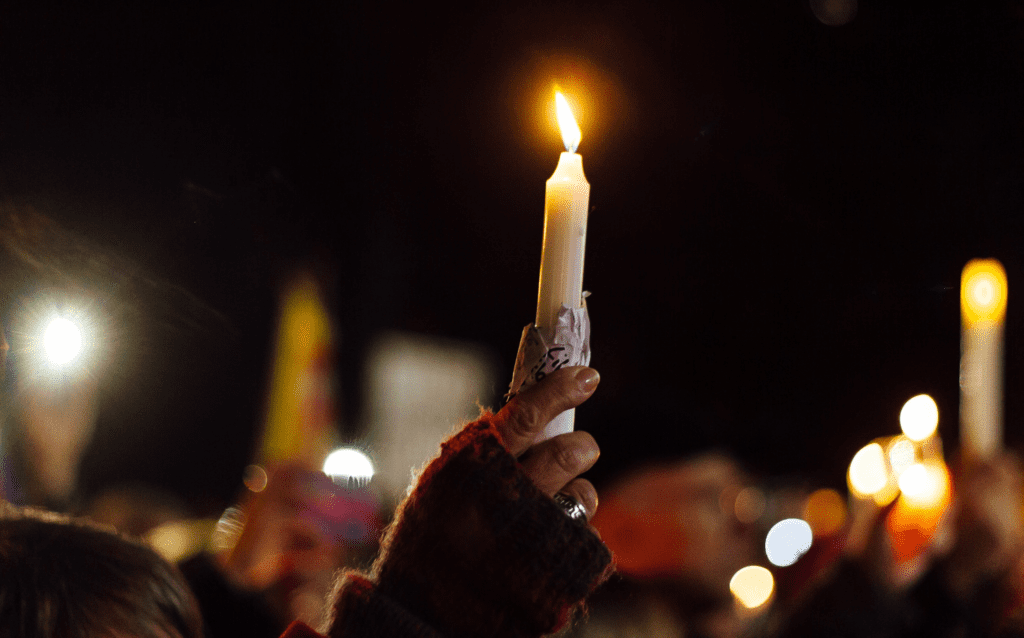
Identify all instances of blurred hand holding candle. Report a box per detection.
[508,91,592,441]
[960,259,1008,462]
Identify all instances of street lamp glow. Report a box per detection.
[43,317,82,365]
[323,448,375,486]
[900,395,938,441]
[765,518,814,567]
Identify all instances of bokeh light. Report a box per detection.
[802,488,847,537]
[848,442,888,498]
[900,395,938,441]
[961,259,1007,325]
[765,518,814,567]
[887,436,917,477]
[730,565,774,609]
[734,486,767,524]
[243,464,269,493]
[43,317,82,365]
[323,447,375,487]
[897,461,950,509]
[146,519,215,564]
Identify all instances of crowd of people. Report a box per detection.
[2,365,611,638]
[6,363,1024,637]
[2,211,1024,638]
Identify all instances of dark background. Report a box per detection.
[1,1,1022,511]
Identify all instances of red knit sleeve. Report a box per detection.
[325,415,613,638]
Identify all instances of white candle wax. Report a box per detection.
[960,259,1007,462]
[536,151,590,334]
[535,93,590,438]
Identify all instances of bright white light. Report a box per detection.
[555,92,582,153]
[897,462,949,508]
[887,436,917,478]
[900,395,938,441]
[323,448,375,484]
[765,518,814,567]
[44,317,82,365]
[848,443,888,497]
[730,565,774,609]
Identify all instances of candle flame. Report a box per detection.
[555,91,581,153]
[961,259,1007,325]
[848,442,889,499]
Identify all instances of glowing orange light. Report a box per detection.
[961,259,1007,325]
[886,460,952,564]
[730,565,774,609]
[897,461,950,509]
[555,91,582,153]
[802,488,847,537]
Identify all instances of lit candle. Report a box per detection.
[535,92,591,437]
[960,259,1007,461]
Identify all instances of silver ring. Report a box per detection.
[554,492,588,522]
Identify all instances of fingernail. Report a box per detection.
[576,438,600,466]
[575,368,600,395]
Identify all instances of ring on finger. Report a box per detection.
[553,492,588,522]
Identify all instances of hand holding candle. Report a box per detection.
[508,91,592,442]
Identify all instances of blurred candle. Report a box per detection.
[535,92,590,435]
[960,259,1007,461]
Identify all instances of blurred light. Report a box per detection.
[243,464,268,493]
[802,488,847,537]
[734,486,767,524]
[730,565,774,609]
[848,443,888,498]
[810,0,858,26]
[324,447,375,487]
[210,506,246,553]
[897,462,950,508]
[961,259,1007,325]
[887,436,917,477]
[43,317,82,365]
[146,519,215,563]
[765,518,814,567]
[900,395,938,441]
[555,91,582,153]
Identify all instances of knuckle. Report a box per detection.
[552,438,582,475]
[510,400,542,438]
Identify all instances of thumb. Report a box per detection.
[496,367,600,456]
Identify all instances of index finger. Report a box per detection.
[495,366,600,456]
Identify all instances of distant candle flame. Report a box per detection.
[555,91,581,153]
[899,395,938,442]
[962,259,1007,325]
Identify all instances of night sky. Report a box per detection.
[2,1,1023,511]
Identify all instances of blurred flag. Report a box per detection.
[258,273,337,468]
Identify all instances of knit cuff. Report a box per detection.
[326,573,445,638]
[359,416,612,638]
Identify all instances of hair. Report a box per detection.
[0,504,204,638]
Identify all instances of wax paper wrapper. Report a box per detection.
[506,301,591,441]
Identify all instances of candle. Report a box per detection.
[960,259,1007,461]
[535,92,591,437]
